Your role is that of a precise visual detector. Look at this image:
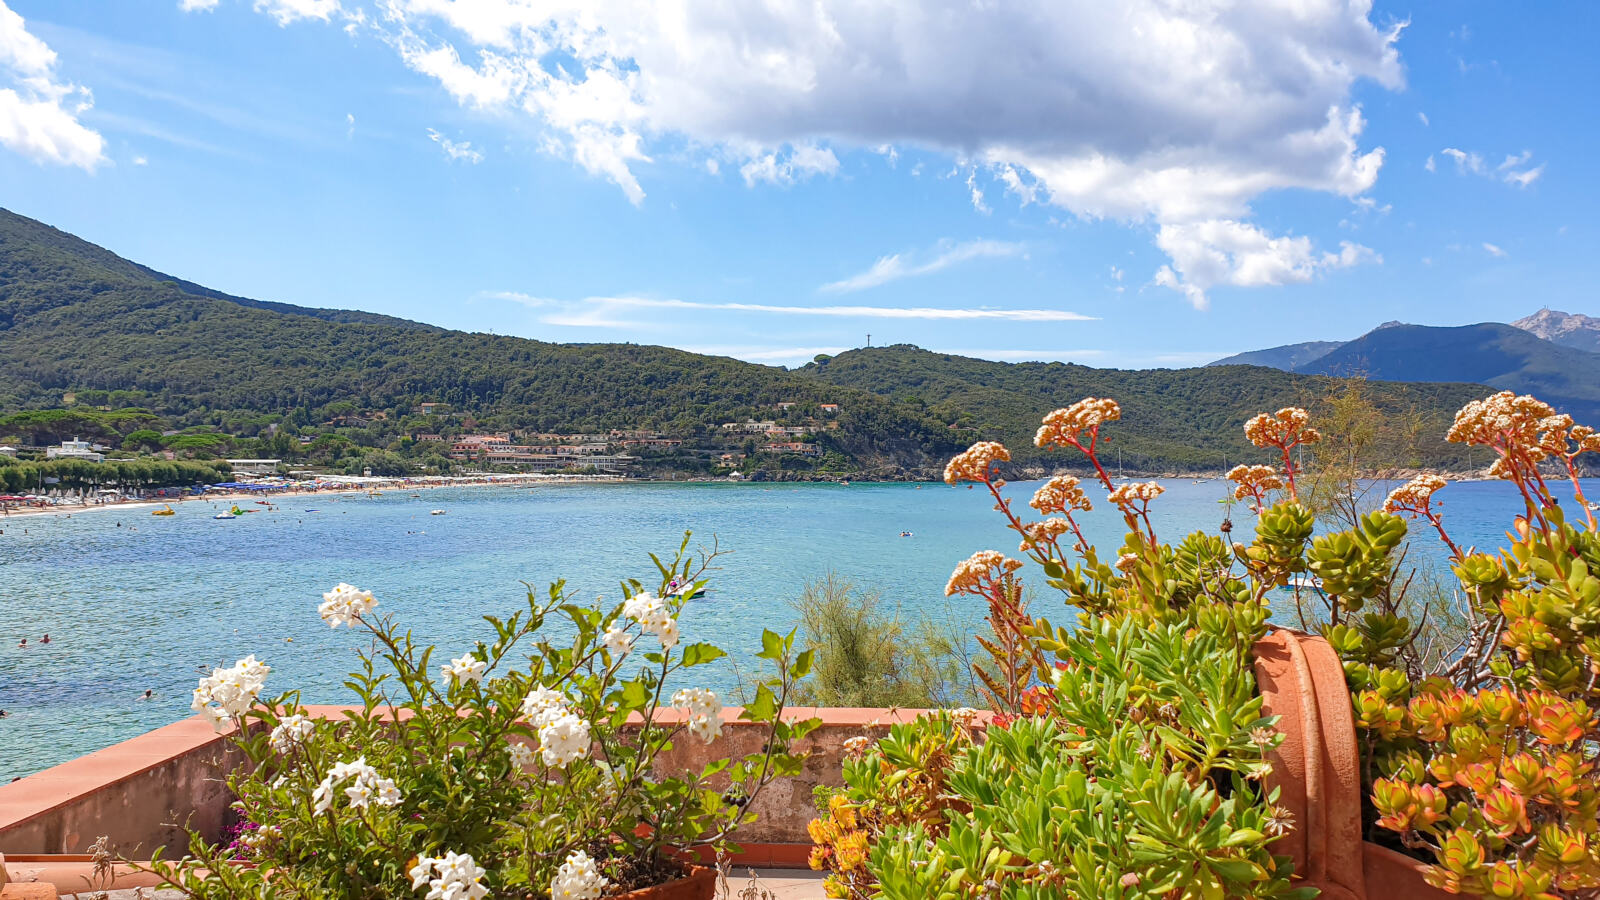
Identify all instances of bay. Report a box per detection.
[1,477,1593,780]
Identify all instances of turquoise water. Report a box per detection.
[1,478,1593,779]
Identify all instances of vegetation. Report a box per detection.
[796,345,1489,472]
[153,540,820,899]
[0,457,230,492]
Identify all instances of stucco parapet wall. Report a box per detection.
[0,707,983,857]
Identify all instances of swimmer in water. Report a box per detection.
[17,638,25,648]
[39,634,49,644]
[138,689,154,701]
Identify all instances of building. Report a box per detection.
[225,459,283,476]
[413,434,444,443]
[46,438,104,462]
[621,438,683,450]
[819,403,841,413]
[419,402,448,415]
[764,442,821,457]
[0,446,16,458]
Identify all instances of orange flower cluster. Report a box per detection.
[1244,406,1321,450]
[807,793,872,894]
[1034,397,1121,450]
[1018,517,1072,553]
[942,441,1010,485]
[944,550,1023,597]
[1381,474,1448,515]
[1030,475,1092,515]
[1107,480,1164,509]
[1447,391,1559,450]
[1226,464,1283,510]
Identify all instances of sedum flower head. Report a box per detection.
[671,687,724,743]
[1382,474,1448,515]
[192,655,270,731]
[1107,481,1164,508]
[1030,475,1091,515]
[1035,398,1121,449]
[1226,464,1283,501]
[1244,407,1320,449]
[945,550,1023,597]
[550,850,607,900]
[319,583,377,629]
[1447,391,1557,451]
[943,441,1010,485]
[410,851,488,900]
[441,653,486,686]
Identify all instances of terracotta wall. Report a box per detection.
[0,706,946,858]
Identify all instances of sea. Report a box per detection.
[1,476,1594,780]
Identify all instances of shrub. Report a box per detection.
[150,538,820,900]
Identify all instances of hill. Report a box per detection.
[1297,323,1600,423]
[1513,308,1600,354]
[0,207,1501,475]
[795,346,1490,472]
[1207,340,1343,371]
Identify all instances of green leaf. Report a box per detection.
[680,643,727,667]
[758,629,784,661]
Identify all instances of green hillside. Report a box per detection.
[796,346,1493,472]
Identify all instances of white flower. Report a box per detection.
[623,591,680,651]
[656,618,680,651]
[441,653,486,685]
[269,714,315,753]
[319,582,377,628]
[411,851,488,900]
[191,655,270,731]
[671,687,723,743]
[603,626,633,659]
[508,741,536,770]
[315,757,401,812]
[538,712,592,767]
[520,687,570,728]
[551,850,607,900]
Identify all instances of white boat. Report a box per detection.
[430,509,447,516]
[213,513,237,520]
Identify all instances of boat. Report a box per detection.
[430,509,447,516]
[213,512,237,520]
[254,500,272,506]
[151,505,175,517]
[304,508,319,512]
[666,579,706,600]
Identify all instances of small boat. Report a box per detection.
[304,508,319,512]
[900,531,914,538]
[152,505,175,517]
[213,513,237,520]
[430,509,447,516]
[254,500,272,506]
[666,579,706,600]
[409,493,422,499]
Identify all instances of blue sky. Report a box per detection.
[0,1,1592,368]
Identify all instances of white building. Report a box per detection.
[46,438,104,462]
[0,446,16,458]
[226,459,283,476]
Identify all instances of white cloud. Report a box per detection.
[1152,220,1378,310]
[1436,146,1543,188]
[304,0,1404,306]
[426,127,483,163]
[1418,111,1428,126]
[821,239,1027,293]
[0,1,105,170]
[1482,242,1506,258]
[132,154,147,165]
[254,0,343,26]
[502,293,1093,326]
[966,169,989,214]
[179,0,221,10]
[346,112,354,138]
[1424,154,1435,172]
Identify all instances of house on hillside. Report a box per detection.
[819,403,840,413]
[47,438,104,462]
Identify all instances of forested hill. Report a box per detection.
[796,346,1494,471]
[0,207,958,469]
[0,207,1497,474]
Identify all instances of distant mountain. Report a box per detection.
[1207,341,1344,371]
[797,345,1486,471]
[1297,323,1600,423]
[1513,308,1600,354]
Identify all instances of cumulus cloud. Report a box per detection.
[0,0,106,170]
[241,0,1406,305]
[821,239,1027,293]
[427,127,483,163]
[1152,221,1377,310]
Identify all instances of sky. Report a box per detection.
[0,0,1592,369]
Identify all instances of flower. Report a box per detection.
[943,441,1010,484]
[622,591,680,650]
[1035,398,1121,449]
[949,707,980,727]
[842,736,873,757]
[1382,474,1448,515]
[313,757,401,813]
[319,583,376,628]
[550,849,607,900]
[269,714,315,753]
[602,626,633,659]
[1107,481,1164,509]
[441,653,486,685]
[538,712,593,767]
[191,655,270,731]
[671,687,724,743]
[1029,475,1091,514]
[1226,464,1283,502]
[507,741,536,770]
[944,550,1023,596]
[1448,391,1557,450]
[1244,407,1320,449]
[411,851,489,900]
[1019,517,1071,552]
[519,687,570,728]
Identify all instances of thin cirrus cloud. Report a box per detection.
[1434,146,1544,187]
[486,292,1095,328]
[820,239,1026,293]
[197,0,1403,310]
